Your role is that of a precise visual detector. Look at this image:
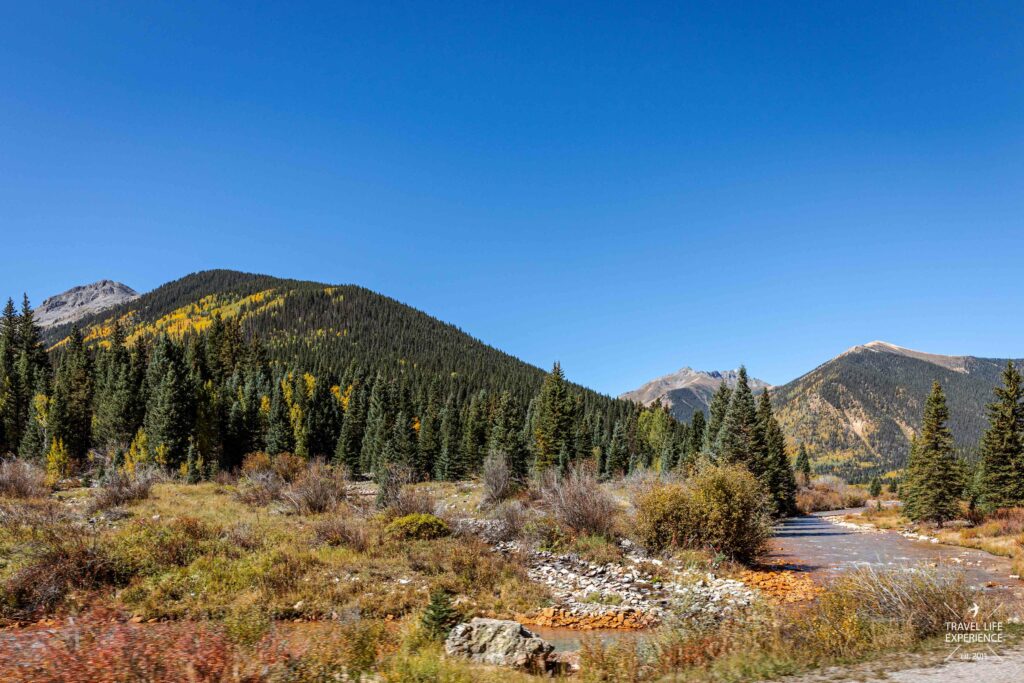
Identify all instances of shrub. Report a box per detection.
[87,466,159,513]
[234,470,285,506]
[492,500,530,541]
[385,513,451,540]
[241,451,306,483]
[635,482,696,551]
[539,465,618,538]
[796,476,867,514]
[282,460,347,514]
[389,486,437,518]
[0,458,48,499]
[635,465,771,563]
[375,463,415,510]
[313,514,372,551]
[481,450,516,506]
[689,464,772,562]
[0,501,129,621]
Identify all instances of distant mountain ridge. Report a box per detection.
[36,280,138,328]
[619,367,770,422]
[625,341,1023,481]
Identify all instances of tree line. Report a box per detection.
[1,293,796,516]
[900,361,1024,525]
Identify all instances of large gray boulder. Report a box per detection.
[444,618,554,670]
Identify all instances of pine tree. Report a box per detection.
[0,298,20,454]
[144,337,194,469]
[435,396,462,480]
[92,322,135,452]
[715,367,759,471]
[869,477,883,498]
[51,327,93,466]
[421,589,458,639]
[978,361,1024,511]
[687,410,705,461]
[702,383,731,456]
[533,363,573,469]
[304,375,341,459]
[903,381,961,526]
[266,380,295,455]
[757,388,796,516]
[360,374,390,473]
[795,443,812,485]
[605,420,629,476]
[335,383,366,475]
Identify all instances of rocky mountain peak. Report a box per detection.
[36,280,139,328]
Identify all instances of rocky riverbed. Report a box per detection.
[493,540,757,629]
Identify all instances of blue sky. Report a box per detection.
[2,2,1023,395]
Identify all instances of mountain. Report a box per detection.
[35,280,138,328]
[624,341,1022,481]
[620,367,771,422]
[44,270,626,414]
[770,341,1022,480]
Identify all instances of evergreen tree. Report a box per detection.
[266,380,295,455]
[978,361,1024,511]
[533,363,573,469]
[0,298,20,454]
[92,322,136,451]
[435,396,462,480]
[605,420,629,476]
[360,374,390,473]
[702,383,732,456]
[304,375,341,459]
[687,410,705,461]
[50,327,93,466]
[335,383,366,475]
[795,443,812,485]
[757,388,796,516]
[715,367,760,471]
[869,477,883,498]
[903,382,961,526]
[421,589,459,639]
[144,337,194,468]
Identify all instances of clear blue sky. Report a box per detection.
[3,2,1023,395]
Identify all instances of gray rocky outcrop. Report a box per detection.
[444,618,553,670]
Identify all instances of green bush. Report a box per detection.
[635,482,696,552]
[690,464,772,563]
[634,464,772,563]
[385,513,451,540]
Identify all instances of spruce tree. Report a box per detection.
[794,443,812,485]
[144,337,194,468]
[360,374,390,473]
[533,363,573,469]
[757,388,796,516]
[334,383,366,475]
[421,589,459,639]
[978,361,1024,511]
[715,367,759,471]
[435,396,462,480]
[266,381,295,455]
[687,410,705,461]
[904,381,961,526]
[605,420,629,476]
[702,383,731,456]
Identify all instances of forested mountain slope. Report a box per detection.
[771,341,1022,480]
[45,270,554,405]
